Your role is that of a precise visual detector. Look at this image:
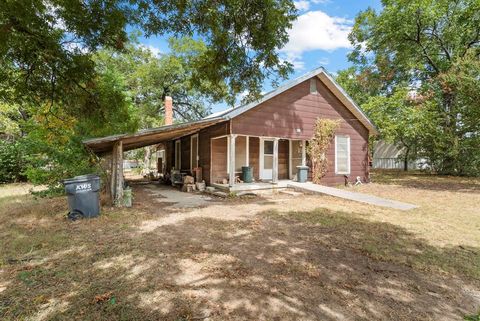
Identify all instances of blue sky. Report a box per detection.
[138,0,382,113]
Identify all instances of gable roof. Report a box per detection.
[84,67,377,154]
[205,66,378,135]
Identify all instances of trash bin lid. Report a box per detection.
[63,174,100,185]
[296,165,309,169]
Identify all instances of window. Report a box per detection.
[335,135,350,174]
[175,140,181,169]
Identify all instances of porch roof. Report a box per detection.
[83,117,225,154]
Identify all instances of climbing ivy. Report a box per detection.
[307,118,341,184]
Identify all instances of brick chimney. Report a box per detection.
[164,96,173,126]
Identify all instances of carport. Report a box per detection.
[83,116,224,206]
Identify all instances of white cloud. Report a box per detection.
[281,51,305,70]
[281,10,352,54]
[317,57,330,65]
[311,0,331,3]
[139,44,162,57]
[294,1,310,11]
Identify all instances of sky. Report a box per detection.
[138,0,383,113]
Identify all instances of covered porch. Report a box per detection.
[209,134,308,191]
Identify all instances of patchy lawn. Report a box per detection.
[0,172,479,320]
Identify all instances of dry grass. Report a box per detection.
[0,172,479,321]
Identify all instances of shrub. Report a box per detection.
[0,139,28,183]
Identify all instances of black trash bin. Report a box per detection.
[63,174,100,218]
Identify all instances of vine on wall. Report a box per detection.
[307,118,341,184]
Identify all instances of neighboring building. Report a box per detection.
[84,67,378,200]
[372,140,423,170]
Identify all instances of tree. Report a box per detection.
[361,89,433,171]
[95,36,227,126]
[3,50,139,191]
[94,35,230,173]
[1,0,297,117]
[346,0,480,175]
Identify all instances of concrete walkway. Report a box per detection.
[288,182,418,211]
[143,184,216,209]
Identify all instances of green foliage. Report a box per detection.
[361,88,434,169]
[335,67,383,107]
[342,0,480,176]
[0,139,27,183]
[465,312,480,321]
[0,103,22,137]
[94,36,225,125]
[0,0,297,115]
[307,119,341,183]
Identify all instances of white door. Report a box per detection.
[260,139,274,180]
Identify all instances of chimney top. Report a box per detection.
[164,96,173,126]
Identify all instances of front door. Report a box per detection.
[260,139,274,180]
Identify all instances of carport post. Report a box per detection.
[229,134,237,187]
[111,140,124,206]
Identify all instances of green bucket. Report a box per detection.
[242,166,253,183]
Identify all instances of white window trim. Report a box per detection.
[175,140,181,170]
[190,134,199,170]
[335,135,350,175]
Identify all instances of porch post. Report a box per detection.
[272,138,279,184]
[229,134,237,187]
[301,140,307,166]
[111,140,124,206]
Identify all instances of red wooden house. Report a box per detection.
[84,67,378,202]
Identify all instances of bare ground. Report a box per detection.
[0,172,479,320]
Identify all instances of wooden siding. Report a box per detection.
[198,122,230,185]
[231,78,369,185]
[180,136,190,171]
[248,137,260,181]
[278,139,289,180]
[163,121,229,184]
[164,141,174,172]
[234,136,247,172]
[210,137,228,183]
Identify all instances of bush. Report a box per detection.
[22,134,101,195]
[0,139,28,183]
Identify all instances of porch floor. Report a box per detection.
[212,180,292,192]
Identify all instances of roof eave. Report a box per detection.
[317,71,379,136]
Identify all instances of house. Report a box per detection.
[84,67,378,204]
[372,140,425,170]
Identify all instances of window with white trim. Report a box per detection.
[335,135,350,174]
